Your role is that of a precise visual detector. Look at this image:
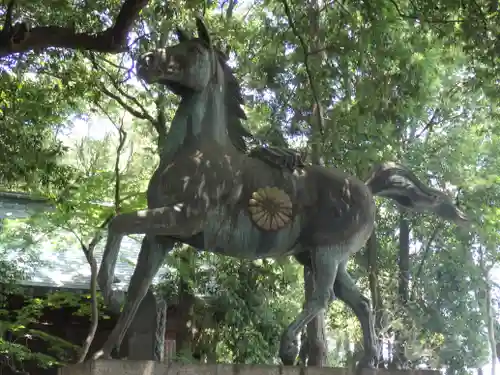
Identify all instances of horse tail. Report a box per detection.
[365,162,468,225]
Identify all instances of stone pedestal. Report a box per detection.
[59,360,441,375]
[125,289,167,361]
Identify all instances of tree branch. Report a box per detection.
[155,91,168,147]
[110,79,156,122]
[100,83,155,123]
[75,120,127,363]
[114,116,127,214]
[88,52,157,125]
[387,0,464,23]
[410,223,442,301]
[72,214,112,363]
[414,109,439,139]
[281,0,325,137]
[0,0,150,58]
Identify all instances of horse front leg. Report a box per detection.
[93,235,176,360]
[334,262,378,370]
[97,203,203,312]
[280,245,339,366]
[105,203,206,238]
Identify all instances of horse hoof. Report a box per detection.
[279,338,298,366]
[356,357,376,373]
[93,348,112,360]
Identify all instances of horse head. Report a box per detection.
[136,17,219,96]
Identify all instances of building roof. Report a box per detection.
[17,234,157,291]
[0,191,53,220]
[0,191,165,290]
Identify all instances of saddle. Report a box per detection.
[248,145,307,172]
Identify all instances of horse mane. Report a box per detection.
[213,47,307,171]
[214,49,254,153]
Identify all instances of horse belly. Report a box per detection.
[203,206,302,259]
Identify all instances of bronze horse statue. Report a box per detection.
[94,17,468,368]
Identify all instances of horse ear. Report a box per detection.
[195,16,211,45]
[176,27,191,42]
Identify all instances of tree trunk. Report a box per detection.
[284,0,327,365]
[485,279,496,375]
[303,0,328,363]
[174,249,197,358]
[393,210,410,369]
[303,102,327,366]
[478,247,496,375]
[366,232,384,366]
[303,264,327,366]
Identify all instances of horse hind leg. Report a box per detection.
[93,235,176,360]
[279,245,339,366]
[334,262,377,369]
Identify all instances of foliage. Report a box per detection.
[0,287,116,372]
[157,250,303,364]
[0,0,499,373]
[0,69,77,191]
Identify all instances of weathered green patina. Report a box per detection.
[94,17,468,369]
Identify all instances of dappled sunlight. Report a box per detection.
[1,0,499,372]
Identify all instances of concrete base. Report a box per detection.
[58,360,440,375]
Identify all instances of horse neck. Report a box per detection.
[160,67,229,161]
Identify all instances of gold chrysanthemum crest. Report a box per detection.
[248,186,293,231]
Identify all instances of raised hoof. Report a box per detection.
[279,336,299,366]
